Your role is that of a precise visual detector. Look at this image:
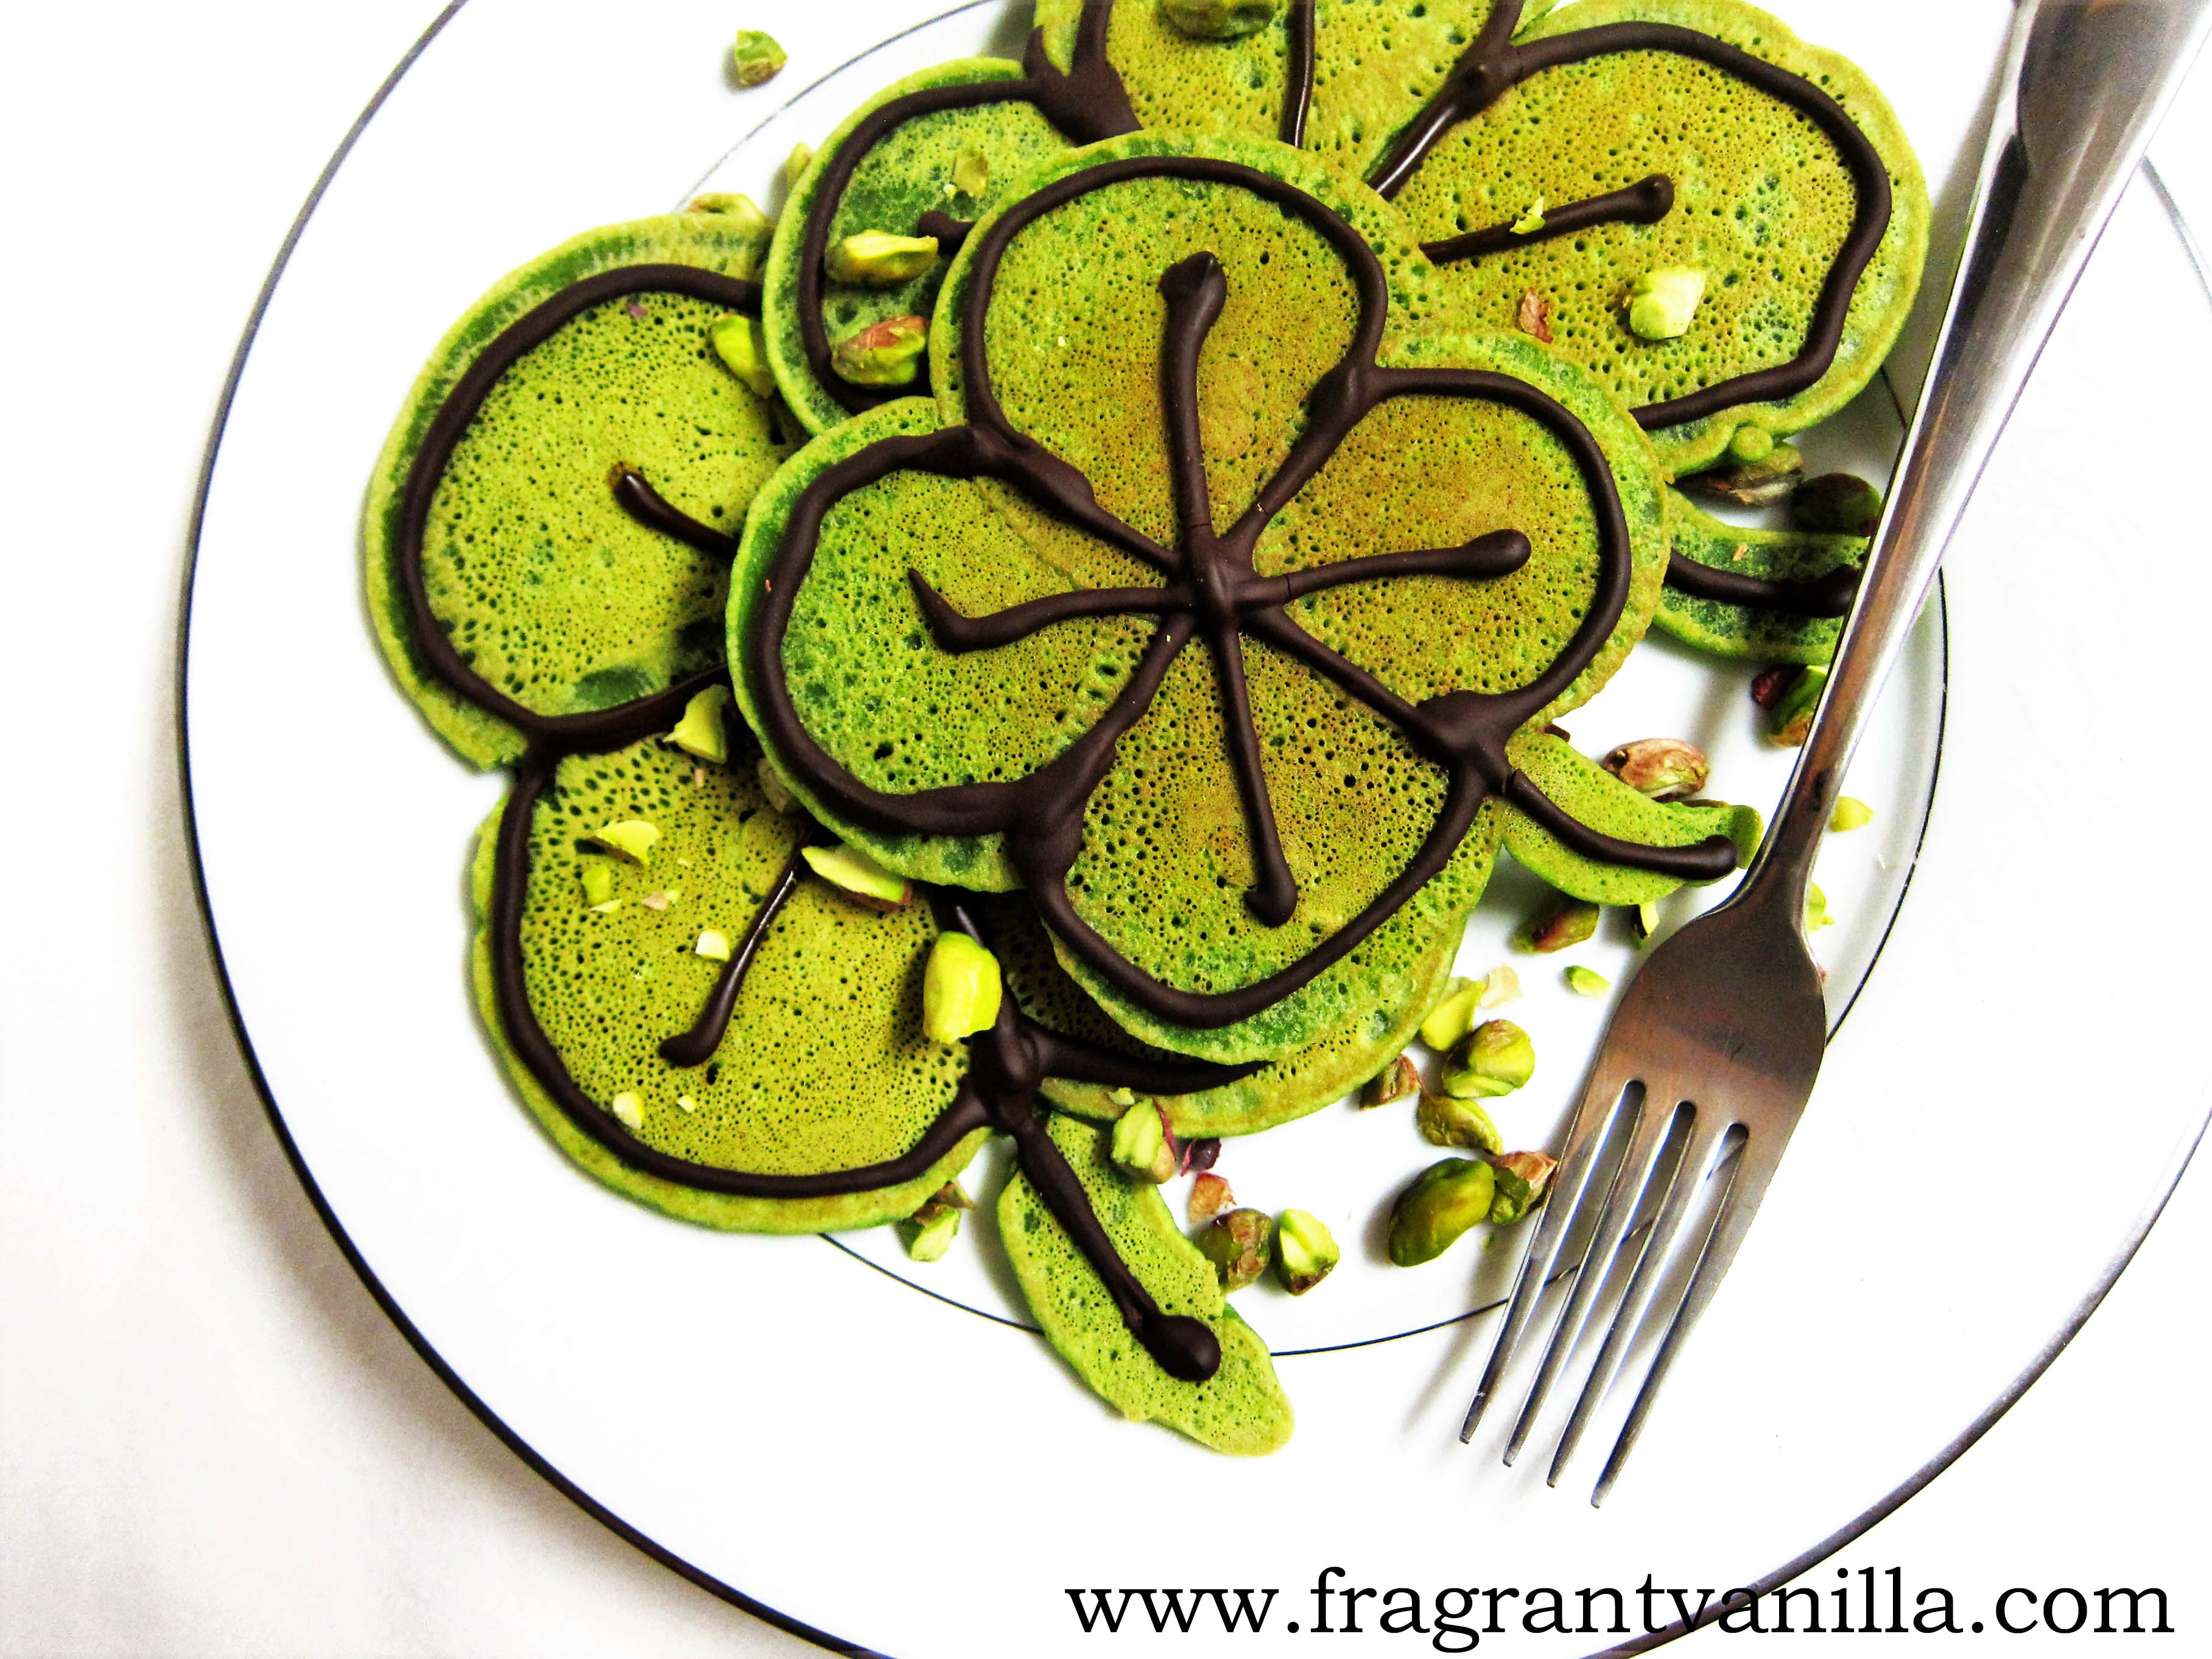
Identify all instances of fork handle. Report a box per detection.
[1742,0,2212,914]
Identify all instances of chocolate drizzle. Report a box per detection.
[394,263,761,743]
[1664,549,1861,619]
[481,718,1253,1378]
[1366,0,1894,434]
[1421,174,1674,265]
[745,154,1737,1033]
[1280,0,1318,147]
[795,0,1140,416]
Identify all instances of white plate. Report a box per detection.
[183,2,2212,1652]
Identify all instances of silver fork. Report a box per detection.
[1460,0,2212,1504]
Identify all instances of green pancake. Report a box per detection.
[1501,729,1760,903]
[1655,488,1866,663]
[734,132,1735,1064]
[367,207,784,770]
[1001,1113,1294,1454]
[468,714,986,1233]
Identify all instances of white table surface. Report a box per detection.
[4,4,2206,1652]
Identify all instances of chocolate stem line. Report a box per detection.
[657,851,806,1067]
[1665,550,1862,619]
[1421,175,1674,265]
[1367,0,1893,433]
[1280,0,1318,147]
[609,465,740,559]
[794,0,1139,416]
[745,155,1736,1033]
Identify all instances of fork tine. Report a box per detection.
[1590,1121,1795,1506]
[1458,1061,1633,1443]
[1547,1108,1732,1485]
[1501,1086,1683,1466]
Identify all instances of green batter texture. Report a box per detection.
[1655,488,1866,663]
[366,209,784,769]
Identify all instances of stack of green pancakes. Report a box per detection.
[367,0,1923,1454]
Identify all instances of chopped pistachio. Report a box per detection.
[800,843,913,911]
[1627,265,1706,339]
[1488,1151,1558,1226]
[1419,976,1484,1051]
[609,1092,645,1130]
[1792,472,1884,536]
[754,756,798,815]
[676,1094,698,1113]
[729,29,787,86]
[1727,424,1776,465]
[1477,965,1522,1008]
[1358,1051,1420,1109]
[781,141,816,195]
[1515,897,1599,954]
[639,889,676,911]
[708,313,775,398]
[1108,1086,1137,1107]
[1109,1101,1176,1185]
[686,192,773,241]
[1630,900,1662,945]
[1805,883,1835,932]
[1601,737,1710,803]
[826,230,941,287]
[1388,1157,1498,1266]
[900,1198,963,1262]
[1196,1208,1273,1291]
[952,149,989,197]
[589,900,622,915]
[1181,1137,1221,1176]
[1511,198,1547,236]
[581,861,617,908]
[695,929,732,962]
[921,933,1002,1044]
[588,819,659,865]
[667,685,732,764]
[1275,1210,1341,1295]
[1417,1089,1505,1154]
[1565,965,1610,997]
[830,314,927,387]
[1161,0,1279,38]
[1750,665,1799,711]
[1830,796,1875,833]
[1768,664,1827,748]
[1681,443,1805,508]
[1442,1020,1535,1100]
[1189,1171,1236,1225]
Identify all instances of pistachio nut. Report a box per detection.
[1629,900,1660,945]
[1830,796,1875,833]
[1189,1171,1235,1225]
[1681,443,1805,508]
[1182,1137,1222,1176]
[1514,896,1599,954]
[1791,472,1884,536]
[667,684,732,764]
[588,819,659,865]
[1417,1089,1505,1154]
[1750,664,1799,711]
[782,141,816,195]
[1358,1051,1421,1109]
[609,1091,645,1130]
[1109,1100,1176,1185]
[1196,1208,1274,1291]
[686,192,774,243]
[1804,882,1835,933]
[1627,265,1706,340]
[580,861,617,909]
[900,1185,969,1262]
[1511,198,1547,236]
[921,932,1002,1044]
[1477,964,1522,1008]
[755,756,799,815]
[1727,424,1776,465]
[1161,0,1279,38]
[826,230,941,287]
[1441,1020,1535,1101]
[1601,737,1710,803]
[1767,664,1827,748]
[695,928,732,963]
[952,150,989,197]
[1387,1157,1498,1266]
[1488,1151,1559,1226]
[709,312,776,398]
[1564,965,1610,997]
[799,843,913,911]
[1418,976,1484,1051]
[729,29,788,87]
[1108,1087,1137,1107]
[1274,1209,1341,1296]
[830,315,927,387]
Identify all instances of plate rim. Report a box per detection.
[173,4,2212,1654]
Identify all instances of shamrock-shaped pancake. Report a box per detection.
[367,206,784,768]
[1036,0,1927,477]
[734,133,1736,1062]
